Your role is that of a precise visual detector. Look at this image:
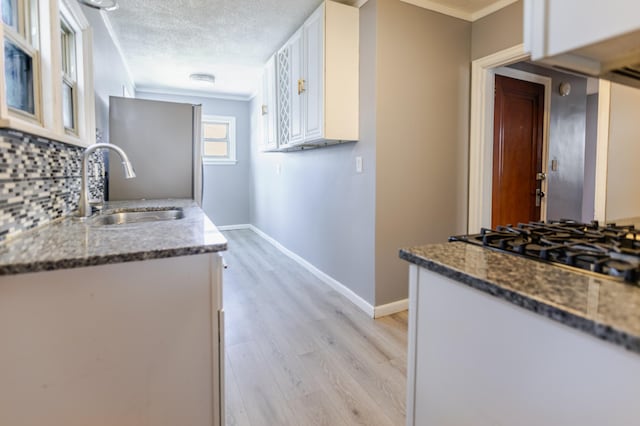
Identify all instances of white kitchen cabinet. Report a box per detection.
[278,29,304,147]
[406,264,640,426]
[524,0,640,77]
[0,253,225,426]
[276,0,358,150]
[261,54,277,151]
[303,8,323,142]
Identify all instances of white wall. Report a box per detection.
[136,92,251,226]
[248,0,377,304]
[81,6,135,144]
[605,83,640,222]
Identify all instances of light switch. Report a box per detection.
[355,156,363,173]
[551,159,558,171]
[276,163,281,175]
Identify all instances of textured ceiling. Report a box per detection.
[106,0,357,98]
[103,0,512,98]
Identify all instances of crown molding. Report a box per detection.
[400,0,518,22]
[471,0,518,21]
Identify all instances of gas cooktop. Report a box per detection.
[450,220,640,284]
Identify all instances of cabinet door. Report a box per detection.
[303,5,324,142]
[276,44,292,147]
[288,29,305,145]
[261,55,277,150]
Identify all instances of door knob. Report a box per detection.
[535,188,545,207]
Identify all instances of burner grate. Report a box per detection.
[450,220,640,284]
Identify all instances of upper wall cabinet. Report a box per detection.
[524,0,640,88]
[274,1,359,150]
[0,0,95,147]
[261,54,277,151]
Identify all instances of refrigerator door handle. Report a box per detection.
[192,104,203,206]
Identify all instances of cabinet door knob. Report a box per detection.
[297,79,306,95]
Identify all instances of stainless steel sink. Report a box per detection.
[91,207,185,226]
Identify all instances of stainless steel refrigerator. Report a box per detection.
[108,96,202,204]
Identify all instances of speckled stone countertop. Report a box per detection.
[0,199,227,275]
[400,242,640,354]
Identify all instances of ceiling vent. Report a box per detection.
[605,63,640,90]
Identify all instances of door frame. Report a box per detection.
[468,44,551,232]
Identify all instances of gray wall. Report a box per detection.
[249,0,471,307]
[374,0,470,305]
[137,92,251,226]
[81,5,135,143]
[471,0,523,60]
[509,63,588,221]
[249,0,378,304]
[583,94,598,222]
[250,0,471,306]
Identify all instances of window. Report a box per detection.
[2,0,40,119]
[202,115,236,165]
[60,16,77,133]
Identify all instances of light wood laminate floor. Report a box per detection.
[222,229,408,426]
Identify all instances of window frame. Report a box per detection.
[56,0,95,145]
[2,0,41,123]
[202,114,237,165]
[59,13,77,134]
[0,0,95,147]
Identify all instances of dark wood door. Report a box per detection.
[492,74,545,228]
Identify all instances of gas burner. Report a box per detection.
[450,220,640,284]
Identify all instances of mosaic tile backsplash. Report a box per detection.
[0,129,105,241]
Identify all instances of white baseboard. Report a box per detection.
[248,225,377,318]
[373,299,409,318]
[217,224,252,231]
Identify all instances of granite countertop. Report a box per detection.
[400,242,640,354]
[0,199,227,275]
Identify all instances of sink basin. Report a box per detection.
[91,207,185,226]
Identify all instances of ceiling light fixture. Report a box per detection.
[78,0,119,11]
[189,73,216,85]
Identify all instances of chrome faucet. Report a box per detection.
[78,143,136,217]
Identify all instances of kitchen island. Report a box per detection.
[400,242,640,426]
[0,199,227,426]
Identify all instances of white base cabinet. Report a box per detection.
[406,264,640,426]
[0,253,224,426]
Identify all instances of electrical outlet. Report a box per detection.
[276,163,282,175]
[355,156,363,173]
